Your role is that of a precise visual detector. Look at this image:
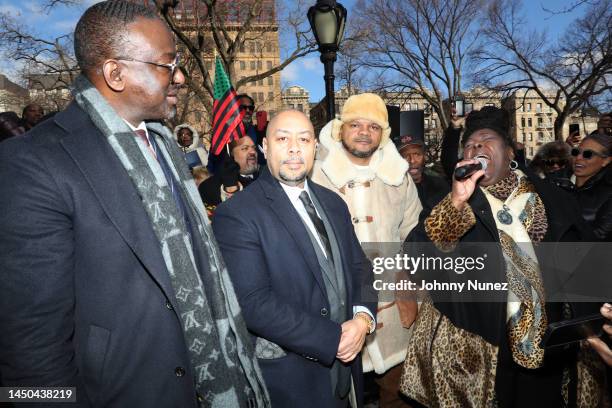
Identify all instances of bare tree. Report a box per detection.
[153,0,317,126]
[353,0,485,131]
[0,12,78,89]
[474,0,612,140]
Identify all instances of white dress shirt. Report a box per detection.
[278,180,375,325]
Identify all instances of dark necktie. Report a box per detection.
[299,191,334,264]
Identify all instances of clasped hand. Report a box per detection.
[336,318,368,363]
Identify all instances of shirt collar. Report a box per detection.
[279,179,310,202]
[122,119,148,135]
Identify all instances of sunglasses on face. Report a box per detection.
[239,105,255,111]
[543,159,566,167]
[570,148,608,160]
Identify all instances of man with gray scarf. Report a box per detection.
[0,1,269,407]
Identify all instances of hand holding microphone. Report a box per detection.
[451,157,487,210]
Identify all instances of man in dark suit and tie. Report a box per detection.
[0,1,268,406]
[213,110,377,408]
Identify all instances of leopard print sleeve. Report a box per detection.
[424,193,476,252]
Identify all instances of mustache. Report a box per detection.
[282,156,305,165]
[354,136,372,143]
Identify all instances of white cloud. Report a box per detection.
[23,1,43,15]
[301,58,320,71]
[53,18,77,31]
[281,62,300,82]
[0,3,23,17]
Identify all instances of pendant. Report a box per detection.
[497,206,513,225]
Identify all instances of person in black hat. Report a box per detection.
[394,111,450,213]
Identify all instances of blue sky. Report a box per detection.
[0,0,586,102]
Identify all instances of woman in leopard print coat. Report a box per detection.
[399,107,609,408]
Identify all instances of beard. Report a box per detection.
[342,139,378,158]
[279,169,307,186]
[241,160,259,175]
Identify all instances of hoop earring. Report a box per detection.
[509,160,518,170]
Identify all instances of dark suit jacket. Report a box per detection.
[0,102,198,407]
[212,168,376,408]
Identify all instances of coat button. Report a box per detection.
[175,366,185,377]
[320,307,328,316]
[166,301,173,310]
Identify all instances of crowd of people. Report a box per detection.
[0,1,610,407]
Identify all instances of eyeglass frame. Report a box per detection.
[114,53,181,77]
[570,147,609,160]
[239,104,255,111]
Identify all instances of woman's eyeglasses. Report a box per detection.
[571,148,609,160]
[239,105,255,111]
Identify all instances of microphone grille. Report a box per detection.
[475,156,488,170]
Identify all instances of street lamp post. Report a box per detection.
[308,0,347,123]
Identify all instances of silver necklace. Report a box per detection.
[494,175,522,225]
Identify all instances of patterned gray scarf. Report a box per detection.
[72,75,269,408]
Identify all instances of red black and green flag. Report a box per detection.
[210,56,245,155]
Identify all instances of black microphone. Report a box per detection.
[454,157,488,180]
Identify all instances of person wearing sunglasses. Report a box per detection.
[528,141,573,188]
[568,133,612,241]
[400,107,605,407]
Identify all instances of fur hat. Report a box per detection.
[461,106,513,148]
[331,93,392,147]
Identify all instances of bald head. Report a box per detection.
[263,110,317,187]
[266,110,314,139]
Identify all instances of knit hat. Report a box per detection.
[461,106,514,148]
[331,93,392,147]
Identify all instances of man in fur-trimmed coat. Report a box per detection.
[311,93,422,407]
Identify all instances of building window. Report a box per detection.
[529,147,533,156]
[258,92,264,102]
[267,61,273,70]
[413,103,419,110]
[250,61,256,70]
[521,105,525,112]
[521,117,525,128]
[528,133,533,141]
[425,119,429,127]
[527,117,532,127]
[431,119,436,128]
[240,43,245,53]
[537,117,543,126]
[268,92,273,101]
[538,132,544,140]
[522,133,526,142]
[268,77,273,85]
[257,61,262,70]
[526,103,531,111]
[536,103,542,113]
[485,103,495,107]
[252,93,257,102]
[258,79,263,86]
[250,42,256,54]
[297,104,303,111]
[240,61,246,70]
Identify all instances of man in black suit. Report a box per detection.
[213,110,377,408]
[0,1,268,406]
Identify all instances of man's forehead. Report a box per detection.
[345,118,378,125]
[124,18,176,59]
[237,136,255,146]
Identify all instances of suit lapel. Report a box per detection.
[54,103,180,310]
[257,168,327,296]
